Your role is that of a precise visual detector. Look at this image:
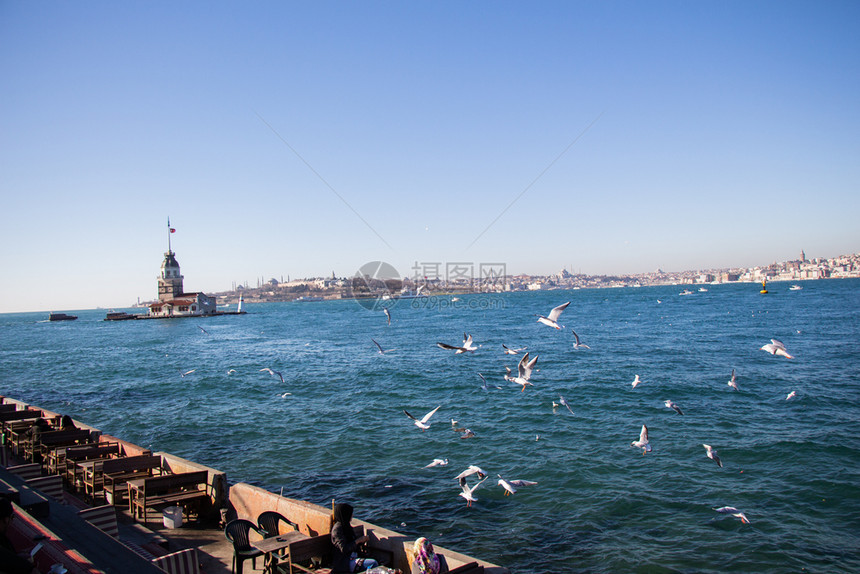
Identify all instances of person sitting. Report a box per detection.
[26,419,51,463]
[0,497,41,574]
[411,537,448,574]
[60,415,76,430]
[330,503,379,573]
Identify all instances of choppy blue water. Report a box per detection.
[2,280,860,573]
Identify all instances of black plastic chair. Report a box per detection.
[257,510,298,538]
[224,519,265,574]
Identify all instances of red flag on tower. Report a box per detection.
[169,227,176,233]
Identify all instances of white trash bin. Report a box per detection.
[163,506,183,529]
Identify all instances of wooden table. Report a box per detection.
[252,530,310,574]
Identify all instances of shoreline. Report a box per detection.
[0,395,509,574]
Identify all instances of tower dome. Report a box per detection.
[158,250,184,300]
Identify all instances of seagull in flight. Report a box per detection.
[424,458,448,468]
[504,353,538,391]
[571,330,590,349]
[197,325,209,335]
[437,333,478,354]
[703,444,723,467]
[179,369,196,378]
[536,301,570,329]
[502,344,526,355]
[371,338,394,355]
[761,339,794,359]
[631,425,651,454]
[727,369,739,391]
[260,368,285,384]
[631,374,643,389]
[383,308,391,326]
[497,474,538,496]
[714,506,750,524]
[458,475,488,507]
[455,465,486,480]
[227,369,237,375]
[404,405,441,430]
[478,373,501,391]
[664,400,684,415]
[786,390,796,400]
[558,395,574,415]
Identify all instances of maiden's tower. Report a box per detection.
[148,221,217,317]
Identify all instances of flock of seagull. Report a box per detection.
[381,297,798,519]
[197,294,797,520]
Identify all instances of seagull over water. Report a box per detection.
[424,458,448,468]
[761,339,794,359]
[558,395,574,415]
[383,307,391,326]
[714,506,750,524]
[179,369,196,378]
[631,425,652,454]
[571,330,590,349]
[371,338,395,355]
[455,465,487,480]
[260,368,285,384]
[458,475,488,507]
[437,333,478,354]
[502,344,527,355]
[536,301,570,330]
[197,325,209,335]
[631,375,643,389]
[404,405,441,430]
[728,369,739,391]
[664,400,684,415]
[505,353,539,391]
[703,444,723,467]
[478,373,501,391]
[786,390,796,400]
[497,474,539,496]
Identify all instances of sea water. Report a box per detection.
[1,280,859,573]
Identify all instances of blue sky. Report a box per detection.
[1,1,858,313]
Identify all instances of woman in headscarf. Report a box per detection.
[411,537,448,574]
[331,503,379,573]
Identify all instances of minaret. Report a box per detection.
[157,219,184,301]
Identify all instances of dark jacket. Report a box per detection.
[330,521,358,573]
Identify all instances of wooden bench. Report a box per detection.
[78,504,120,538]
[151,547,201,574]
[286,533,335,574]
[59,442,122,489]
[83,453,162,503]
[27,428,93,463]
[26,475,64,501]
[129,470,210,525]
[286,526,370,574]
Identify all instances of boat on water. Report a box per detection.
[698,287,708,292]
[790,284,803,291]
[48,312,77,321]
[104,311,138,321]
[295,296,324,302]
[679,289,694,296]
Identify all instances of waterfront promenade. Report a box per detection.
[0,396,506,574]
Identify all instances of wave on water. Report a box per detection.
[2,280,860,573]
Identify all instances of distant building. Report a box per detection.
[149,224,216,318]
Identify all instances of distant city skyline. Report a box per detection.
[2,2,858,313]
